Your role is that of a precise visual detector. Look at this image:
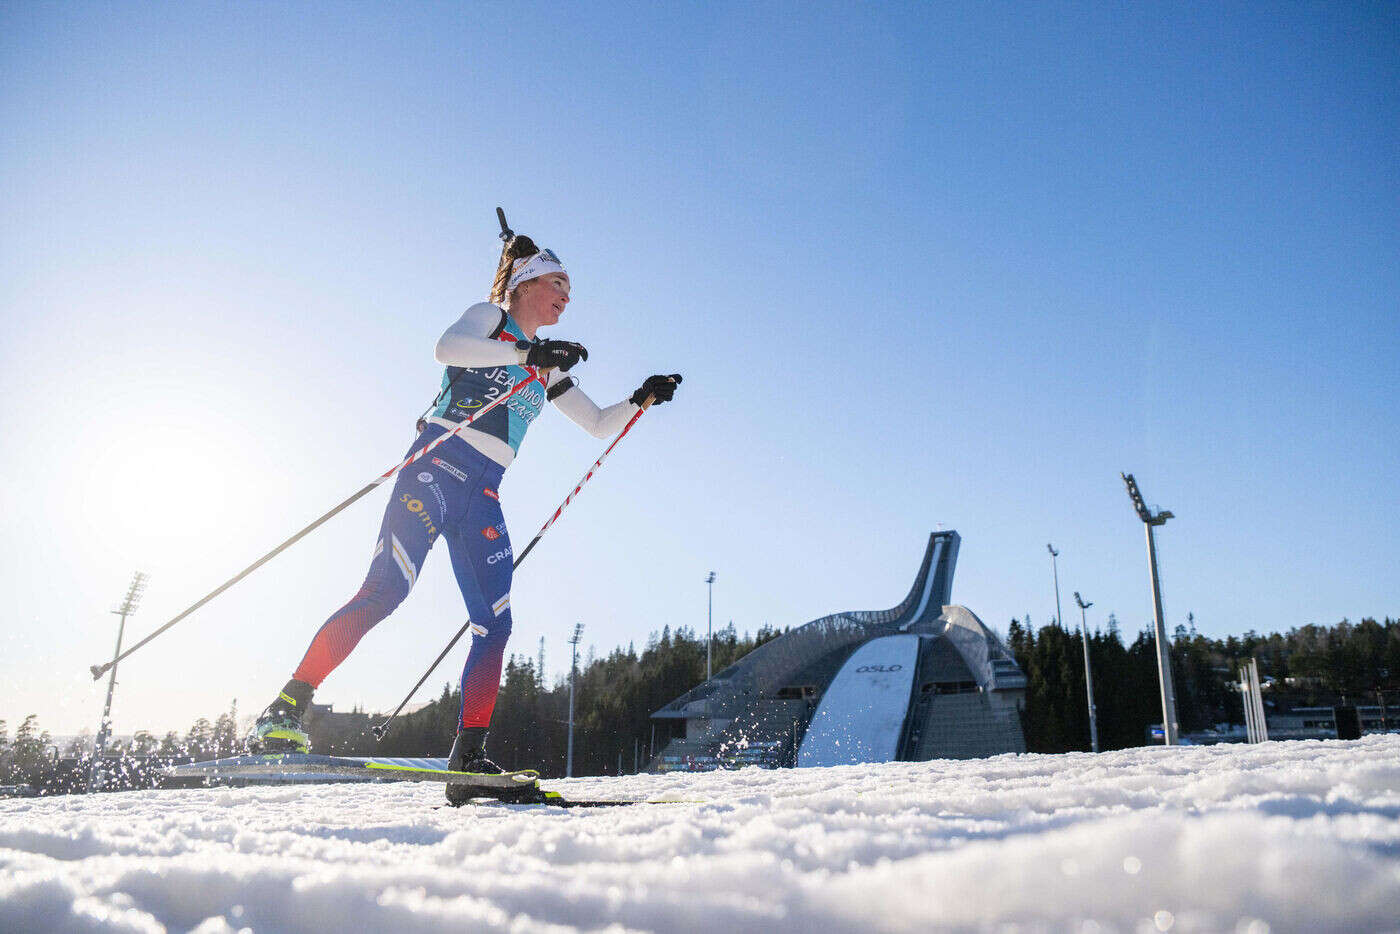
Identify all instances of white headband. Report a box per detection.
[507,248,568,292]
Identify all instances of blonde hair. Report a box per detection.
[489,234,541,306]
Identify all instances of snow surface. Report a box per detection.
[2,736,1398,934]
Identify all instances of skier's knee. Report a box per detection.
[471,612,512,646]
[354,578,409,618]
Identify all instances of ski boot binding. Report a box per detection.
[247,679,314,754]
[445,727,538,806]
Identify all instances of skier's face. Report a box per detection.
[515,273,571,329]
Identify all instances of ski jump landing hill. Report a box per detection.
[649,531,1028,771]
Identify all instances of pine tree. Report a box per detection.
[185,718,214,760]
[11,715,52,778]
[212,702,239,757]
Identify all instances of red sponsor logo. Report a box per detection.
[482,487,499,501]
[481,526,500,541]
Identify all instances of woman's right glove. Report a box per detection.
[519,338,588,372]
[631,374,683,406]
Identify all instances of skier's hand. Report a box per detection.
[522,339,589,372]
[631,374,682,406]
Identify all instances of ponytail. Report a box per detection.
[489,234,540,305]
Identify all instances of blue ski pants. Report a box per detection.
[293,425,515,729]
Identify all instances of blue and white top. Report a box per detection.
[427,302,637,468]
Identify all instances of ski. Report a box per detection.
[162,754,692,807]
[445,789,687,809]
[162,753,539,790]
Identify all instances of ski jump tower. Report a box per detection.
[649,531,1028,771]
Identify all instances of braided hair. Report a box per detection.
[489,234,541,307]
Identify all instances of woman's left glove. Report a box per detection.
[631,374,683,406]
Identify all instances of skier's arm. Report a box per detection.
[548,377,639,439]
[434,303,526,368]
[549,373,682,439]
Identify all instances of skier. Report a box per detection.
[248,228,681,804]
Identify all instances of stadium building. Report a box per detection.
[649,531,1028,771]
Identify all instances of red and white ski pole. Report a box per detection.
[371,393,658,739]
[511,395,653,568]
[88,370,550,680]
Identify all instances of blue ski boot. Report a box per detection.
[247,679,314,754]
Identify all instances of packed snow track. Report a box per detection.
[2,736,1398,933]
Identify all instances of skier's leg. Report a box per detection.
[249,457,450,753]
[417,451,514,803]
[445,496,514,731]
[442,511,514,803]
[291,472,444,688]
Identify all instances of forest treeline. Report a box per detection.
[1009,613,1399,752]
[0,705,245,786]
[5,615,1397,786]
[280,613,1400,763]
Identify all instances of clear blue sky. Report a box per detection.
[2,2,1396,737]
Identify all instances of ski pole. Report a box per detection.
[371,394,658,740]
[513,395,655,567]
[88,369,550,681]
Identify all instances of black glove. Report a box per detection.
[631,374,683,406]
[522,338,588,372]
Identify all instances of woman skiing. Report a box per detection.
[248,225,680,804]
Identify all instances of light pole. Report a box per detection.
[705,571,716,681]
[1046,544,1064,629]
[566,623,583,778]
[90,572,148,792]
[1073,591,1100,753]
[1122,472,1180,746]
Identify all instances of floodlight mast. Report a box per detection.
[1121,473,1180,746]
[566,623,584,778]
[89,572,149,792]
[705,571,716,681]
[1073,591,1100,753]
[1046,544,1064,629]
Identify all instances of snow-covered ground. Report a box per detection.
[2,736,1398,934]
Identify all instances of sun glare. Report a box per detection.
[69,396,267,576]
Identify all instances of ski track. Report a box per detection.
[2,737,1398,933]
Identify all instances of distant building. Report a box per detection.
[306,703,372,732]
[1173,705,1397,745]
[304,703,375,750]
[649,531,1027,771]
[1265,706,1394,737]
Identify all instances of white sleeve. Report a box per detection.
[549,378,639,439]
[434,302,526,368]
